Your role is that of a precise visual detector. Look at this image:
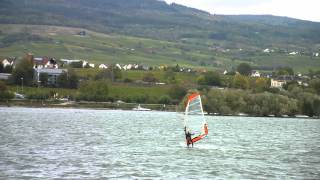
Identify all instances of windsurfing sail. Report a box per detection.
[184,93,208,144]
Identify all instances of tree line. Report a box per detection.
[201,89,320,117]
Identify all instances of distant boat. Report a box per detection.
[295,115,309,118]
[132,104,151,111]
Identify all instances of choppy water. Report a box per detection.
[0,107,319,179]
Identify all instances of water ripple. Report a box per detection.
[0,107,320,179]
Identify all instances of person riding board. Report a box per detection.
[184,123,208,148]
[184,127,194,148]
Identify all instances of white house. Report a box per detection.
[123,65,129,70]
[2,59,15,67]
[289,51,298,55]
[60,59,82,65]
[99,64,108,69]
[263,48,270,53]
[115,64,122,70]
[271,79,286,88]
[251,71,261,77]
[80,60,95,68]
[82,60,88,67]
[60,59,94,68]
[33,57,58,69]
[271,76,294,88]
[126,64,133,70]
[33,57,46,69]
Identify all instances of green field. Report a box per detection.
[9,82,172,102]
[74,68,199,86]
[1,24,320,72]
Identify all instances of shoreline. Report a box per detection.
[1,100,318,119]
[0,99,177,112]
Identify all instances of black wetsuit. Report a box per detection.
[185,129,193,148]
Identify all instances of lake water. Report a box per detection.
[0,107,319,179]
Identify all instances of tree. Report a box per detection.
[237,63,252,76]
[0,63,4,73]
[142,72,159,83]
[0,81,14,100]
[298,92,316,117]
[204,90,223,114]
[11,57,34,86]
[283,80,299,91]
[158,95,171,104]
[77,80,109,101]
[4,65,13,73]
[168,85,187,103]
[0,81,7,92]
[164,69,176,84]
[68,71,79,89]
[277,67,294,76]
[174,64,181,72]
[225,71,236,76]
[84,63,90,68]
[310,78,320,95]
[254,78,269,92]
[70,61,83,68]
[95,67,122,82]
[57,70,79,89]
[224,90,247,113]
[313,99,320,117]
[95,69,111,80]
[197,71,221,86]
[25,89,50,100]
[111,65,122,81]
[123,78,133,83]
[232,74,250,89]
[57,72,69,88]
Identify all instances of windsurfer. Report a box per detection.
[184,127,193,148]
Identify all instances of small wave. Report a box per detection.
[193,144,219,150]
[178,142,219,150]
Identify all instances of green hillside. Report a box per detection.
[1,0,320,49]
[0,24,320,72]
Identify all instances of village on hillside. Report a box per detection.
[0,52,313,90]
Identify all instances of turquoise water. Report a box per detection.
[0,107,319,179]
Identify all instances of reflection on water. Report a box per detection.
[0,107,319,179]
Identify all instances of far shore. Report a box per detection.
[0,99,177,112]
[1,99,318,119]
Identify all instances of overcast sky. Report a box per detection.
[164,0,320,22]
